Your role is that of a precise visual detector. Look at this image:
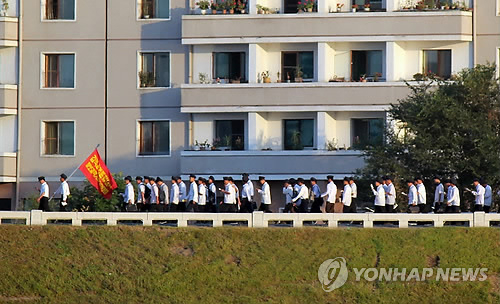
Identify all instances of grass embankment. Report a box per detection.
[0,226,498,304]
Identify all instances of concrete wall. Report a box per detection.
[0,115,16,152]
[0,47,18,85]
[475,0,500,68]
[0,18,18,43]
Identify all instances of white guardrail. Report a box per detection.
[0,211,499,228]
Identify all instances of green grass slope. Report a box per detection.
[0,226,498,304]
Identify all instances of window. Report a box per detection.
[352,118,383,149]
[138,121,170,156]
[283,0,298,13]
[213,52,246,82]
[43,54,75,88]
[282,52,314,82]
[351,50,383,82]
[139,0,170,19]
[423,50,452,79]
[284,119,314,150]
[43,121,75,156]
[352,0,383,11]
[44,0,75,20]
[138,52,170,88]
[215,120,244,150]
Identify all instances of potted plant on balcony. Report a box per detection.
[374,72,382,82]
[363,3,370,11]
[336,3,344,12]
[228,1,237,14]
[294,66,303,83]
[276,71,281,83]
[237,1,246,14]
[325,138,338,151]
[219,0,227,14]
[360,74,367,82]
[194,140,211,151]
[197,0,210,14]
[261,71,271,83]
[139,71,155,87]
[222,135,232,151]
[304,0,315,12]
[1,0,8,16]
[351,4,358,12]
[142,2,151,18]
[210,1,218,14]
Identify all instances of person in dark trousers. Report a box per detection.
[136,176,146,212]
[143,176,152,211]
[349,177,358,213]
[257,176,272,212]
[341,177,353,213]
[371,179,386,213]
[283,179,295,213]
[445,179,460,213]
[482,180,492,213]
[240,174,254,213]
[292,178,309,213]
[309,177,322,213]
[54,173,70,212]
[322,175,337,213]
[219,177,237,213]
[121,176,135,212]
[433,176,445,213]
[37,176,50,211]
[207,176,217,212]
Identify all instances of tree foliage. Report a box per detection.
[360,64,500,207]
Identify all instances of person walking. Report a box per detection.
[471,178,485,212]
[219,177,237,213]
[121,176,135,212]
[186,174,198,212]
[446,179,460,213]
[177,177,187,212]
[241,175,254,213]
[322,175,337,213]
[257,176,272,212]
[433,176,445,213]
[208,176,217,213]
[283,179,295,213]
[384,176,396,213]
[37,176,50,211]
[482,180,492,213]
[136,176,146,212]
[157,177,169,212]
[309,177,322,213]
[148,178,159,212]
[415,177,427,213]
[170,176,180,212]
[292,178,309,213]
[371,179,386,213]
[197,177,207,212]
[341,177,353,213]
[54,173,70,212]
[406,179,418,212]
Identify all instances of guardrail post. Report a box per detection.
[178,213,188,227]
[72,218,82,226]
[30,210,43,225]
[252,211,265,228]
[473,212,486,227]
[294,214,303,228]
[363,218,373,228]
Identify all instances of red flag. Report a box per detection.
[79,149,117,199]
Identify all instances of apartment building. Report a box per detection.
[0,0,498,210]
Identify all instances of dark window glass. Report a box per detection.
[45,0,75,20]
[282,52,314,82]
[139,52,170,87]
[213,52,246,82]
[141,0,170,18]
[215,120,244,150]
[351,50,383,82]
[139,121,170,155]
[352,118,384,149]
[284,119,314,150]
[44,54,75,88]
[44,122,74,155]
[423,50,451,79]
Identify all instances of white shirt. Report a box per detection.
[198,184,207,205]
[416,183,426,205]
[385,182,396,205]
[231,183,239,204]
[321,181,337,203]
[137,183,145,203]
[434,183,445,203]
[159,183,169,204]
[283,185,293,204]
[224,183,236,204]
[342,184,352,206]
[40,182,49,198]
[170,183,180,205]
[258,182,272,205]
[123,183,135,204]
[484,185,492,207]
[372,184,386,206]
[408,184,417,205]
[242,182,252,200]
[188,181,198,203]
[55,181,71,202]
[472,184,485,206]
[149,183,158,204]
[178,182,187,201]
[209,183,217,203]
[292,184,309,205]
[350,182,358,198]
[246,179,255,198]
[447,185,460,206]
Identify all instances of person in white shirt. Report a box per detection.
[406,180,418,212]
[433,177,445,213]
[482,181,492,213]
[37,176,50,211]
[241,174,254,213]
[144,176,152,207]
[292,178,309,213]
[121,176,135,212]
[415,177,427,213]
[208,176,217,213]
[186,174,198,212]
[283,179,295,213]
[148,178,159,212]
[321,175,337,213]
[257,176,272,212]
[177,177,187,212]
[54,173,71,212]
[136,176,146,212]
[446,179,460,213]
[349,177,358,213]
[219,177,237,213]
[170,176,180,212]
[197,177,207,212]
[156,177,169,212]
[309,177,322,213]
[229,177,241,209]
[371,179,386,213]
[384,176,396,213]
[342,177,353,213]
[471,178,485,212]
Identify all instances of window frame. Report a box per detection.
[281,51,315,82]
[40,0,77,22]
[283,118,315,150]
[40,120,76,158]
[351,118,384,150]
[212,52,247,82]
[136,0,171,21]
[136,119,172,158]
[40,52,77,90]
[350,50,384,82]
[422,49,452,80]
[137,51,171,89]
[214,120,245,150]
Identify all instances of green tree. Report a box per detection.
[360,64,500,210]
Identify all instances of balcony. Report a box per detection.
[181,82,411,112]
[182,11,472,44]
[0,152,16,182]
[180,150,364,179]
[0,17,18,46]
[0,84,17,114]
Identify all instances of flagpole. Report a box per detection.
[49,144,100,202]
